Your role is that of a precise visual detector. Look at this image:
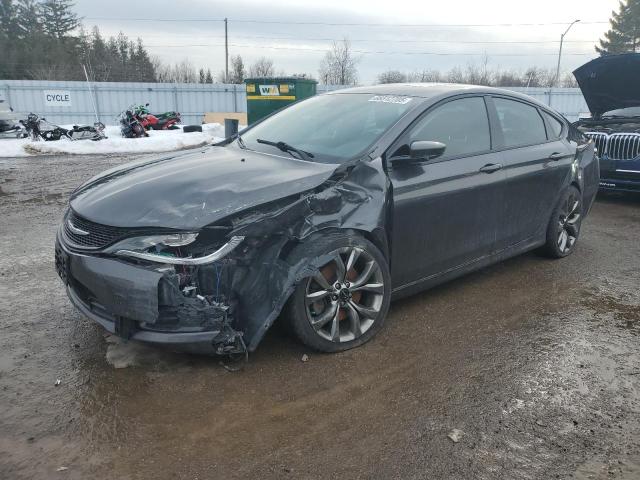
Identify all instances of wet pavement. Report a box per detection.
[1,154,639,479]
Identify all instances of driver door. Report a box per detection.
[386,96,507,288]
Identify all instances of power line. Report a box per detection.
[128,32,599,44]
[142,42,595,56]
[84,16,608,27]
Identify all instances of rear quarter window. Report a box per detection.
[542,111,564,138]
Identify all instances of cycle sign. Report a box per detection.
[44,90,72,107]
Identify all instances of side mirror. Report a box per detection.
[409,141,446,161]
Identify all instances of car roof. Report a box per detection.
[326,83,553,111]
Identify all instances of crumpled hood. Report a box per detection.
[70,145,339,230]
[574,53,640,118]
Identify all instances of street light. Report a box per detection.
[555,19,581,87]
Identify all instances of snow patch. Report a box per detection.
[0,123,233,157]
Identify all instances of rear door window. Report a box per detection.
[494,98,548,148]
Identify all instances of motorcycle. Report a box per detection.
[0,100,27,139]
[134,103,181,130]
[118,107,148,138]
[21,113,106,141]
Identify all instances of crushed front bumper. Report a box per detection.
[55,233,239,355]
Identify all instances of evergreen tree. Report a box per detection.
[205,68,213,83]
[15,0,43,38]
[597,0,640,55]
[40,0,79,39]
[133,38,155,82]
[1,0,20,39]
[199,68,206,83]
[0,0,205,82]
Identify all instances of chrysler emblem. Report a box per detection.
[67,219,89,235]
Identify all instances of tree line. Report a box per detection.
[0,0,287,83]
[376,63,579,88]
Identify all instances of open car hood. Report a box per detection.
[574,54,640,118]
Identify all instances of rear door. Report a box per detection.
[387,96,506,288]
[489,96,574,247]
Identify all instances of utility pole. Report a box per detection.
[555,19,580,87]
[224,18,229,83]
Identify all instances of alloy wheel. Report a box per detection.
[557,192,581,254]
[304,247,385,343]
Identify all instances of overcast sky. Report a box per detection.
[74,0,618,83]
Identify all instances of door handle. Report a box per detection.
[479,163,503,173]
[548,152,567,161]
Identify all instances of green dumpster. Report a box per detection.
[244,77,317,125]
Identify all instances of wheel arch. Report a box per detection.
[571,180,582,193]
[278,226,390,264]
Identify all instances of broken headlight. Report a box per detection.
[106,232,244,266]
[104,232,199,253]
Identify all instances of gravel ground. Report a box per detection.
[1,153,639,480]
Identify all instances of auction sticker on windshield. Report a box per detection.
[368,95,412,105]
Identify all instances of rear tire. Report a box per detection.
[284,231,391,353]
[541,185,583,258]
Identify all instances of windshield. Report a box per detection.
[240,93,416,163]
[603,106,640,118]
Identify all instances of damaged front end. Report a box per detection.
[56,221,247,355]
[55,156,389,356]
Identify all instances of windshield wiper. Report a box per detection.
[236,133,247,149]
[256,138,314,160]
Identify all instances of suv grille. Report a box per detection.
[585,131,640,160]
[584,132,608,156]
[63,210,137,250]
[608,133,640,160]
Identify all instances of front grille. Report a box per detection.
[608,133,640,160]
[584,132,608,156]
[63,210,137,250]
[585,131,640,160]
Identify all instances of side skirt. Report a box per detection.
[390,236,544,301]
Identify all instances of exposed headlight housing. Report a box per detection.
[159,233,199,247]
[105,232,199,253]
[107,233,244,265]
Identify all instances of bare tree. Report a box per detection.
[248,57,275,77]
[523,67,555,87]
[153,58,198,83]
[465,55,492,85]
[493,70,526,87]
[377,70,407,84]
[561,72,579,88]
[318,38,360,85]
[376,63,577,89]
[446,66,466,84]
[228,54,245,83]
[407,69,443,83]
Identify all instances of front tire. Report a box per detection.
[542,185,582,258]
[284,232,391,353]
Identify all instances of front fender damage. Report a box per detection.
[212,157,390,352]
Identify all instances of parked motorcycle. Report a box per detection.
[21,113,106,141]
[118,107,148,138]
[134,103,181,130]
[0,100,27,139]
